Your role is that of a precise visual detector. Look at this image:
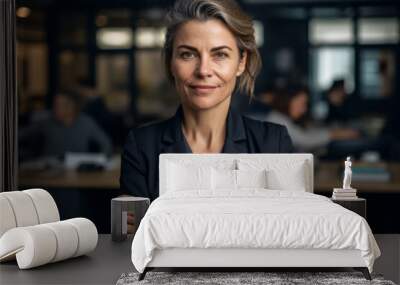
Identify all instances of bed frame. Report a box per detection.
[140,248,371,280]
[138,154,372,281]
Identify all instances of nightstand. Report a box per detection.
[331,198,367,219]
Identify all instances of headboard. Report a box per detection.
[159,153,314,195]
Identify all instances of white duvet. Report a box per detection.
[131,190,380,273]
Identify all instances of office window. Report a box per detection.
[97,28,134,49]
[96,54,130,113]
[134,27,166,48]
[359,49,396,98]
[134,50,178,119]
[253,20,264,47]
[310,47,354,95]
[358,18,399,44]
[309,18,354,44]
[96,10,133,49]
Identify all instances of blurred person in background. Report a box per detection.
[79,80,114,134]
[78,79,123,147]
[325,79,360,124]
[19,91,113,160]
[265,84,360,153]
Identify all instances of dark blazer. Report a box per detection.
[120,105,293,201]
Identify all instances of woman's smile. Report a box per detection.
[189,84,219,95]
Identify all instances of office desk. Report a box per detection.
[0,235,133,285]
[18,168,120,189]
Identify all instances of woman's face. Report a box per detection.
[289,92,308,120]
[170,19,247,111]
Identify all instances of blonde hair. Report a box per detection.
[164,0,262,97]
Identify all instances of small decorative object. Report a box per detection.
[111,196,150,242]
[343,156,353,190]
[332,157,358,200]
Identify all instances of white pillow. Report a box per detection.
[267,166,306,192]
[237,169,267,189]
[212,168,236,190]
[212,168,267,190]
[237,159,307,191]
[166,161,212,191]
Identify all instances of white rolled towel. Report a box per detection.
[0,191,39,227]
[0,195,17,237]
[0,218,98,269]
[0,189,60,238]
[23,189,60,224]
[65,218,98,257]
[0,225,57,268]
[42,221,79,262]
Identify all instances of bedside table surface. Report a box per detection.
[331,198,366,201]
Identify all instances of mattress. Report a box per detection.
[131,190,380,273]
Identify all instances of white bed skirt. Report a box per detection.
[148,248,366,268]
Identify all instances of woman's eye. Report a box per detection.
[179,51,195,59]
[214,52,228,59]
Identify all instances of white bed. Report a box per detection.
[131,154,380,280]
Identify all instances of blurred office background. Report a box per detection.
[16,0,400,237]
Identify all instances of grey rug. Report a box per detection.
[116,271,396,285]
